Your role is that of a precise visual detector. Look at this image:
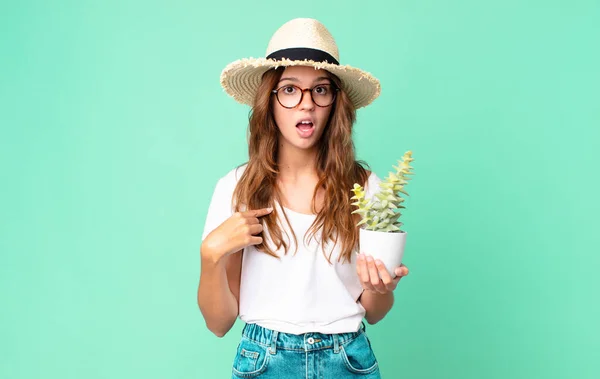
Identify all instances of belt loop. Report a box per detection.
[333,333,340,354]
[269,330,279,355]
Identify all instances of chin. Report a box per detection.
[291,139,317,150]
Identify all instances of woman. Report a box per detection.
[198,18,409,378]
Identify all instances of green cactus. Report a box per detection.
[351,151,415,232]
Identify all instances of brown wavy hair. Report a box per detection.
[232,67,370,264]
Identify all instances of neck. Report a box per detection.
[276,142,319,180]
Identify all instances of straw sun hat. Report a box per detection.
[220,18,381,109]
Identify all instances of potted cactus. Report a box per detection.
[351,151,414,278]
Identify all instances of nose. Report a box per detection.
[298,89,315,110]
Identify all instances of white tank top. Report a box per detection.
[201,164,381,335]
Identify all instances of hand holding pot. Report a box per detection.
[356,253,409,294]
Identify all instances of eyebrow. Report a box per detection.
[278,76,331,84]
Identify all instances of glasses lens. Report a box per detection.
[312,84,335,107]
[277,85,302,108]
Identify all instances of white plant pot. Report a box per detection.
[359,228,407,278]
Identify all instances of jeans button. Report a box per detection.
[307,337,315,344]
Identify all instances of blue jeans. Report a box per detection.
[231,322,381,378]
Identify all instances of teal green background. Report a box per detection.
[1,0,599,378]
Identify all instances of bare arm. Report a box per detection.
[359,290,394,324]
[197,247,242,337]
[197,207,271,337]
[356,253,409,325]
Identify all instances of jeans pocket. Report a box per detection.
[340,333,379,375]
[232,337,270,378]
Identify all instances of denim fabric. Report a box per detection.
[231,323,381,379]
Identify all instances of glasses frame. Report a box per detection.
[271,83,339,109]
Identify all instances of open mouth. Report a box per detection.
[296,121,314,130]
[296,120,315,137]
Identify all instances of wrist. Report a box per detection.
[361,288,393,299]
[200,242,228,267]
[201,253,227,273]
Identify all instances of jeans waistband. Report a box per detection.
[241,322,366,353]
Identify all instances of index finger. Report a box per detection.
[243,207,273,218]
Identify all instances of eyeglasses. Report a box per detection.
[271,84,339,108]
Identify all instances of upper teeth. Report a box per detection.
[300,121,311,124]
